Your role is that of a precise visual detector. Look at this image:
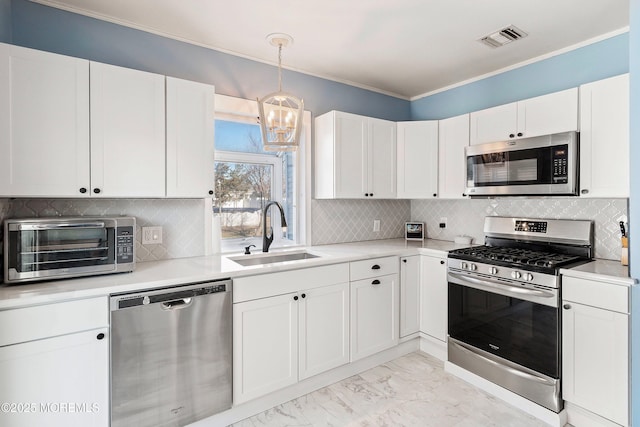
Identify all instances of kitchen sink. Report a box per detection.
[229,250,320,267]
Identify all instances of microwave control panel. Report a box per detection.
[116,226,135,263]
[552,145,569,183]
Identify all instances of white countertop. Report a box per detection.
[560,259,636,286]
[0,238,466,310]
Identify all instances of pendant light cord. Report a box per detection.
[278,43,283,92]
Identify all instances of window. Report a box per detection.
[214,95,309,252]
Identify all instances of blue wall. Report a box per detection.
[411,33,629,120]
[0,0,10,43]
[8,0,411,121]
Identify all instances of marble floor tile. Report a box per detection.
[233,352,548,427]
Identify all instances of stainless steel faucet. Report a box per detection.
[262,201,287,252]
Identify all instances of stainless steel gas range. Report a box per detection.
[447,216,594,413]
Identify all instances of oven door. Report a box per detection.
[447,270,562,411]
[465,131,577,196]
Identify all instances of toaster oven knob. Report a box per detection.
[469,263,477,271]
[511,271,522,279]
[524,273,534,281]
[490,267,499,275]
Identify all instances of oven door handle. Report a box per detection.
[448,272,556,299]
[450,339,556,386]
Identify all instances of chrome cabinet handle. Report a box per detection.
[162,298,193,310]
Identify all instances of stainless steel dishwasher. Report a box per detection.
[110,278,232,427]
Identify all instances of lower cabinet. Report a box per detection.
[562,276,629,426]
[350,273,399,361]
[400,255,420,337]
[420,254,448,342]
[233,282,349,404]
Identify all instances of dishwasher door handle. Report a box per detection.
[162,298,193,310]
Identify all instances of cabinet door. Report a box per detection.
[562,301,628,426]
[233,293,298,404]
[397,121,438,199]
[299,282,350,380]
[518,87,578,138]
[0,328,108,427]
[579,74,629,198]
[166,77,215,198]
[420,255,448,342]
[350,274,399,361]
[0,43,90,197]
[469,102,517,145]
[335,112,368,198]
[368,118,397,198]
[400,256,420,337]
[438,114,469,199]
[90,62,165,197]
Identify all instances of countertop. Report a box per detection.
[0,238,465,310]
[560,259,636,286]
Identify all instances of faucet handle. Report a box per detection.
[244,244,256,255]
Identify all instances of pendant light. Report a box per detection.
[257,33,304,152]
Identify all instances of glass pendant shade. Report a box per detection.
[258,34,304,152]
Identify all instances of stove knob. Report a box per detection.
[524,273,534,281]
[511,271,522,280]
[461,262,468,270]
[469,263,477,271]
[490,267,499,275]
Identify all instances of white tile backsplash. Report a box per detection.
[411,197,628,260]
[7,199,206,262]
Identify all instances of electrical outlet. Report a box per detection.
[373,219,381,232]
[439,217,447,229]
[142,226,163,245]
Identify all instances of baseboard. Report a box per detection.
[445,361,568,427]
[565,402,626,427]
[418,333,446,361]
[188,339,420,426]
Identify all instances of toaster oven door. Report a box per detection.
[5,220,116,283]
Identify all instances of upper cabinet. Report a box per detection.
[579,74,629,198]
[0,43,90,197]
[0,43,216,199]
[315,111,396,199]
[469,88,578,145]
[90,62,166,198]
[397,121,438,199]
[166,77,215,198]
[438,114,469,199]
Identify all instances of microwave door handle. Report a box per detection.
[448,272,555,299]
[14,222,106,231]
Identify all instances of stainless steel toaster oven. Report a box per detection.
[3,217,135,284]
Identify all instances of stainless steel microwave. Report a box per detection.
[3,217,135,284]
[465,131,578,197]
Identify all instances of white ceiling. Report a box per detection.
[32,0,629,99]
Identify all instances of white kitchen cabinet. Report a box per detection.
[562,276,629,426]
[396,121,438,199]
[350,259,399,361]
[0,43,90,197]
[233,264,350,404]
[469,88,578,145]
[299,282,350,380]
[166,77,215,198]
[400,255,420,337]
[233,292,298,404]
[315,111,396,199]
[90,61,166,197]
[579,74,629,198]
[420,254,448,342]
[438,114,470,199]
[0,297,109,427]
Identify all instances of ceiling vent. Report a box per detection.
[479,25,528,48]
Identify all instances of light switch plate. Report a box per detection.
[142,226,163,245]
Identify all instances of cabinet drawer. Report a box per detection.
[350,256,399,281]
[0,297,108,347]
[563,276,629,313]
[233,263,349,303]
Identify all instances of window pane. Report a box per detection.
[215,120,277,155]
[214,162,272,239]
